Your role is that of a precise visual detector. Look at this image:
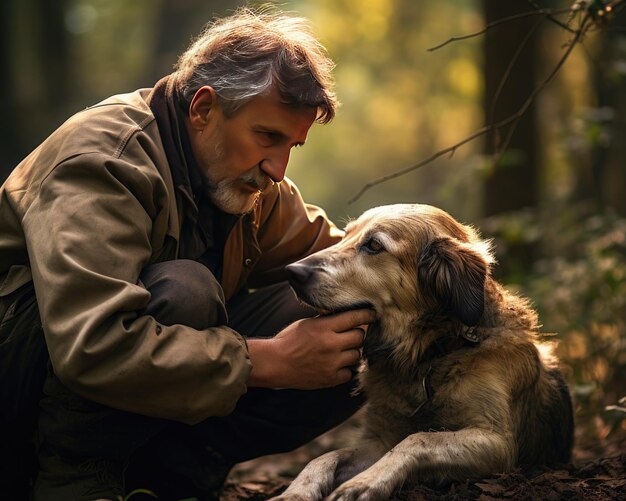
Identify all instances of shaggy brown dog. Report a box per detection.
[274,204,574,501]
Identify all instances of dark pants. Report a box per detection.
[29,260,363,500]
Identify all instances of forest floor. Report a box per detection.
[220,414,626,500]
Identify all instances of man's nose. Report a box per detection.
[261,149,290,183]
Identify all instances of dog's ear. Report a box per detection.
[418,237,489,326]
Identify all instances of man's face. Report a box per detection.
[186,86,317,215]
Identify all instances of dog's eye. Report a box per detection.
[361,237,384,255]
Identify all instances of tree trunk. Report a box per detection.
[482,0,540,216]
[579,7,626,215]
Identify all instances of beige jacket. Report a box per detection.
[0,86,342,424]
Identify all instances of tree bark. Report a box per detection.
[482,0,540,216]
[581,8,626,215]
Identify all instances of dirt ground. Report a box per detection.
[220,416,626,500]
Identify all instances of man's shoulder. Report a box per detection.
[16,89,165,179]
[4,88,170,203]
[62,88,159,158]
[84,88,153,122]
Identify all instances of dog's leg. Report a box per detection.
[270,444,383,501]
[327,428,514,501]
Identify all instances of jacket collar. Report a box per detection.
[147,76,241,276]
[148,75,201,216]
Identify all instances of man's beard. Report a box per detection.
[208,171,270,215]
[203,143,273,215]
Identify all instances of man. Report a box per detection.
[0,8,374,500]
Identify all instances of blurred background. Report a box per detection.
[1,0,624,461]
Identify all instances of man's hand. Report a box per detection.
[246,309,376,389]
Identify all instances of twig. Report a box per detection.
[348,115,524,205]
[525,0,579,31]
[428,7,574,52]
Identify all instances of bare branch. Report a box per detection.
[347,130,485,205]
[348,114,526,205]
[525,0,578,31]
[428,7,574,52]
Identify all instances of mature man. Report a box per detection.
[0,8,374,500]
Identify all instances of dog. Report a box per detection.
[274,204,574,501]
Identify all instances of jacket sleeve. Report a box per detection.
[23,153,251,425]
[249,178,343,287]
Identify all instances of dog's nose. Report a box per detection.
[286,262,313,284]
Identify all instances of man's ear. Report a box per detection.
[188,86,218,130]
[418,237,489,326]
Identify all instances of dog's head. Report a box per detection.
[287,204,495,327]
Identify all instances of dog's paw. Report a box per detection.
[267,495,307,501]
[268,490,319,501]
[327,481,383,501]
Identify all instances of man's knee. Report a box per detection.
[227,282,317,338]
[139,260,226,329]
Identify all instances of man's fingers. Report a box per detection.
[332,327,365,350]
[338,348,361,368]
[326,309,377,332]
[335,367,354,386]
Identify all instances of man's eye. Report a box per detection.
[258,131,280,145]
[361,237,384,254]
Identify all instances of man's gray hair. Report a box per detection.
[173,7,338,123]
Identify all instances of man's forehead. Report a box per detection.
[245,93,317,141]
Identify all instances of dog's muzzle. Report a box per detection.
[285,261,317,300]
[286,262,313,285]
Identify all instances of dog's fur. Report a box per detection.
[276,204,574,501]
